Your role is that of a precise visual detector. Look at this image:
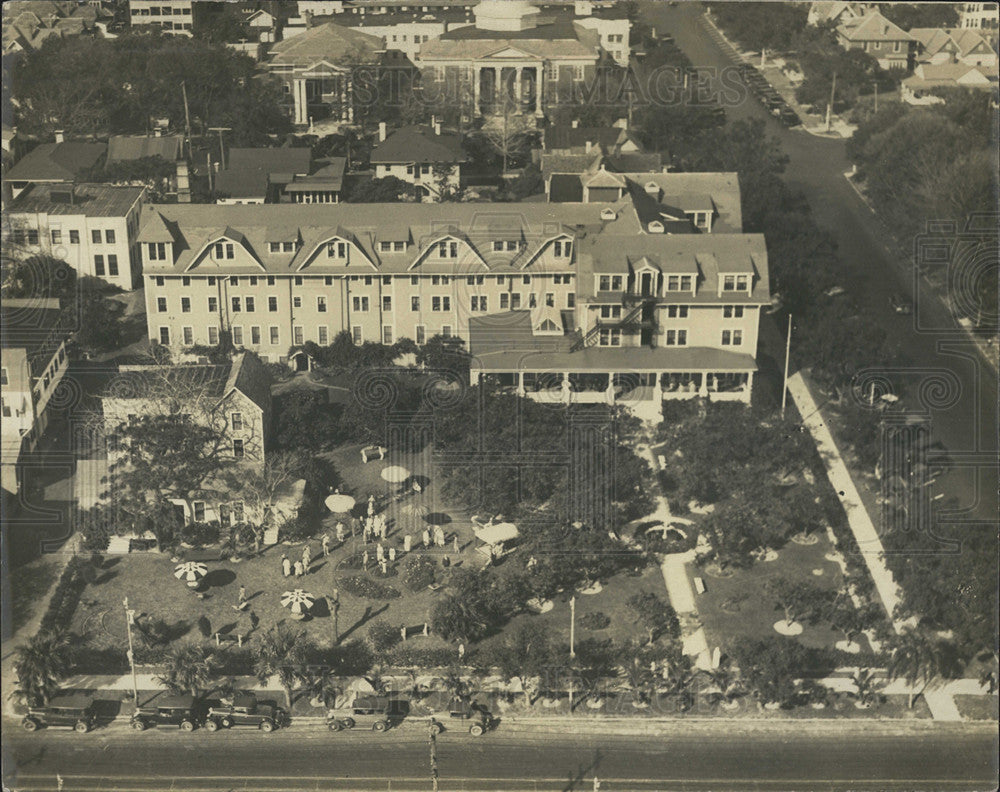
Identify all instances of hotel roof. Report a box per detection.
[8,183,145,217]
[469,344,758,373]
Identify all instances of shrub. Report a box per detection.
[337,575,401,600]
[402,555,437,592]
[71,646,129,675]
[180,521,220,547]
[266,361,294,383]
[579,612,611,630]
[279,514,315,542]
[367,620,403,654]
[38,557,93,635]
[387,645,459,668]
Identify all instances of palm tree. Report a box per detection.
[13,631,73,706]
[253,622,312,709]
[849,668,881,708]
[699,663,745,709]
[304,667,342,709]
[157,645,218,699]
[887,628,952,709]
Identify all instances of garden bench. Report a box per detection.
[361,446,387,463]
[400,623,430,641]
[693,577,706,594]
[214,632,248,648]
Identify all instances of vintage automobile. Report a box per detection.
[22,695,97,733]
[205,692,287,733]
[430,697,496,737]
[327,695,407,732]
[131,694,204,731]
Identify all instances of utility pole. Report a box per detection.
[208,127,232,170]
[207,150,214,195]
[429,720,439,792]
[332,589,340,644]
[780,314,792,420]
[569,596,576,658]
[180,81,192,159]
[826,71,837,132]
[123,598,139,706]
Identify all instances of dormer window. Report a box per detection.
[598,275,624,291]
[722,274,750,292]
[147,242,166,260]
[648,221,665,233]
[327,241,348,258]
[215,242,235,259]
[438,241,458,258]
[666,275,694,292]
[553,239,571,258]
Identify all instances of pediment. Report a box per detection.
[484,46,535,60]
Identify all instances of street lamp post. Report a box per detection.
[780,314,793,420]
[123,598,139,706]
[569,596,576,659]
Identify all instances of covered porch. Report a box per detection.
[474,62,542,116]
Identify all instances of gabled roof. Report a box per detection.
[905,62,996,89]
[268,21,383,66]
[583,167,626,189]
[107,135,183,164]
[284,158,347,192]
[6,141,106,182]
[419,20,599,60]
[223,352,271,413]
[543,123,628,152]
[370,125,467,164]
[837,11,912,43]
[214,148,313,199]
[141,210,176,243]
[911,27,995,58]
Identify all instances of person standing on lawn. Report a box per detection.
[422,529,431,548]
[322,533,331,557]
[404,534,412,553]
[294,559,304,577]
[335,522,345,543]
[282,554,291,577]
[238,585,247,608]
[302,545,312,572]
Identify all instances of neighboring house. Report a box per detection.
[135,178,768,414]
[901,62,998,104]
[541,118,641,154]
[910,27,998,68]
[959,2,999,30]
[284,157,347,204]
[5,139,106,199]
[5,183,146,290]
[836,11,915,70]
[264,21,385,125]
[214,147,314,205]
[370,122,468,200]
[1,1,104,55]
[806,1,871,28]
[540,150,664,200]
[127,0,193,36]
[106,133,186,199]
[416,0,628,118]
[1,297,70,495]
[100,352,290,527]
[247,8,277,43]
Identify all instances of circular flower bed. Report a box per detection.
[578,611,611,630]
[337,575,401,600]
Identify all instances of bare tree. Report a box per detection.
[478,94,534,177]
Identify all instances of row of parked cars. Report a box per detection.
[21,692,496,737]
[737,63,800,127]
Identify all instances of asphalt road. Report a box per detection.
[4,722,998,791]
[644,1,998,525]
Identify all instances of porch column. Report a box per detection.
[293,78,308,126]
[517,371,525,397]
[743,371,754,404]
[698,372,708,398]
[534,65,543,115]
[473,64,481,115]
[606,373,615,405]
[652,372,662,402]
[515,66,523,113]
[561,373,571,405]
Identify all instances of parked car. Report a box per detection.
[889,293,913,314]
[205,692,287,733]
[327,695,407,732]
[131,695,204,731]
[778,108,801,127]
[22,695,97,733]
[430,698,496,737]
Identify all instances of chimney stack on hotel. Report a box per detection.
[378,122,387,142]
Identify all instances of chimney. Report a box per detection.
[153,128,161,137]
[585,140,591,153]
[434,120,441,136]
[378,122,387,142]
[571,119,579,128]
[54,130,65,144]
[650,26,656,39]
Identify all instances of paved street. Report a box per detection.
[643,2,998,526]
[4,722,997,791]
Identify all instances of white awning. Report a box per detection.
[474,522,519,546]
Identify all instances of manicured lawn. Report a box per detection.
[8,555,61,635]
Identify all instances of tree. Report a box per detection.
[347,176,416,203]
[826,589,881,651]
[253,622,313,709]
[273,388,341,452]
[477,96,536,175]
[727,636,816,707]
[708,2,808,52]
[226,450,309,537]
[627,592,679,645]
[879,3,958,30]
[367,620,403,655]
[477,621,553,707]
[157,645,218,699]
[848,667,883,708]
[13,631,73,706]
[764,576,831,628]
[698,661,745,708]
[886,627,958,709]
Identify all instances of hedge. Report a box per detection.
[38,556,93,636]
[337,575,401,600]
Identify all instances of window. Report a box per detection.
[268,296,278,312]
[231,296,241,312]
[25,229,39,245]
[441,325,452,337]
[528,293,537,308]
[500,293,510,309]
[325,277,333,286]
[208,277,216,286]
[108,255,119,276]
[233,439,245,459]
[553,239,571,257]
[318,326,329,345]
[92,255,105,276]
[723,305,744,318]
[410,276,419,286]
[667,305,689,319]
[511,293,522,310]
[567,292,576,308]
[409,296,420,312]
[153,275,164,287]
[352,326,362,344]
[69,230,80,244]
[493,241,504,252]
[722,329,743,346]
[92,229,102,244]
[598,328,621,347]
[722,274,749,292]
[105,230,116,244]
[181,297,191,313]
[667,275,694,292]
[317,296,327,312]
[893,41,902,53]
[437,240,458,258]
[327,241,347,258]
[245,296,255,313]
[215,242,235,259]
[665,329,688,346]
[147,242,165,260]
[181,276,191,287]
[382,295,392,312]
[364,276,373,286]
[232,326,243,345]
[282,241,295,253]
[547,63,559,80]
[251,326,261,344]
[574,64,584,81]
[294,326,304,345]
[599,305,622,320]
[598,275,624,291]
[249,277,257,286]
[182,326,194,345]
[352,296,370,312]
[51,229,62,245]
[269,242,281,253]
[379,241,392,252]
[230,276,239,286]
[394,241,405,252]
[431,295,451,312]
[208,326,219,345]
[267,276,275,286]
[193,501,206,522]
[294,296,303,309]
[157,297,167,312]
[382,326,393,344]
[1,368,8,386]
[269,326,279,344]
[295,276,303,286]
[471,295,488,311]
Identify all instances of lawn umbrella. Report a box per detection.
[281,589,315,617]
[325,493,356,514]
[174,561,208,588]
[380,465,410,484]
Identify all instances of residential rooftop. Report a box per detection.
[370,124,467,164]
[5,141,106,182]
[107,134,184,164]
[8,182,146,217]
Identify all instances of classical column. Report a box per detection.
[605,373,615,405]
[517,372,525,397]
[561,373,571,405]
[534,65,543,115]
[293,78,307,126]
[514,66,523,113]
[743,371,754,403]
[698,372,708,398]
[652,372,663,403]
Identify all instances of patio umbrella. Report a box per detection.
[174,561,207,588]
[381,465,410,484]
[280,589,315,616]
[325,493,356,514]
